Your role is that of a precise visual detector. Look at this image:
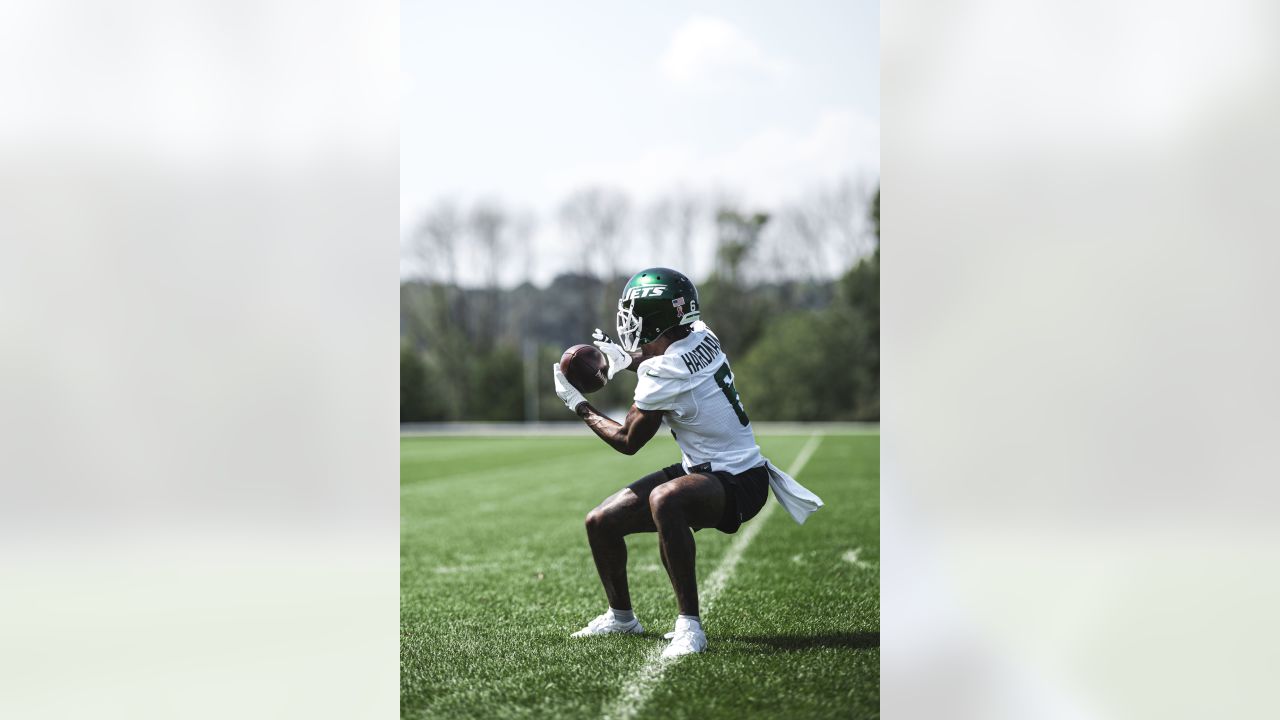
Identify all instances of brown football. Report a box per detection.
[559,344,608,394]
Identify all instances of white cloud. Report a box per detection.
[660,15,787,88]
[714,109,880,205]
[545,108,879,210]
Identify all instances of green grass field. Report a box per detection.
[401,431,879,719]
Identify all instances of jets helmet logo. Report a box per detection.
[623,284,667,300]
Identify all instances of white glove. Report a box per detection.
[591,328,632,380]
[551,364,587,411]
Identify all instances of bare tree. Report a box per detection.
[510,210,537,287]
[404,200,470,416]
[506,209,539,423]
[642,198,673,266]
[559,187,632,331]
[469,199,510,290]
[468,199,511,349]
[671,194,700,274]
[558,187,631,281]
[755,180,876,283]
[713,208,769,286]
[816,178,875,268]
[643,192,702,274]
[407,200,467,333]
[770,204,827,281]
[412,200,462,284]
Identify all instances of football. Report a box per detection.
[559,344,608,394]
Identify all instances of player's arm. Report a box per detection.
[551,363,662,455]
[575,402,663,456]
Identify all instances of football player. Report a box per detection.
[551,267,823,658]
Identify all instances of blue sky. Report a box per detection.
[401,0,879,283]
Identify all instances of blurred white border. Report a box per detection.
[0,1,399,717]
[885,0,1280,717]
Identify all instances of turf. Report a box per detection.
[401,431,879,719]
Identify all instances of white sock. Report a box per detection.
[676,614,701,631]
[609,607,635,622]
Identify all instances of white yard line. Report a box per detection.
[601,433,824,720]
[841,547,876,570]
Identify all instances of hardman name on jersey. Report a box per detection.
[679,334,723,374]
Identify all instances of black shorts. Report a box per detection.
[657,461,771,535]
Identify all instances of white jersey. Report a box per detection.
[633,323,764,475]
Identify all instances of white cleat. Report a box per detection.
[571,612,644,638]
[661,624,708,658]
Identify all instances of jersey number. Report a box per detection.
[713,361,750,426]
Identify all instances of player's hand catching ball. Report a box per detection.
[591,328,632,380]
[551,364,587,412]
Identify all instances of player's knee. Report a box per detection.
[585,507,610,535]
[648,485,680,520]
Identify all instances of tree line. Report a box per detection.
[401,182,878,422]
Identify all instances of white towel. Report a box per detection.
[765,460,824,524]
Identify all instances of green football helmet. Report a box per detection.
[615,267,701,351]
